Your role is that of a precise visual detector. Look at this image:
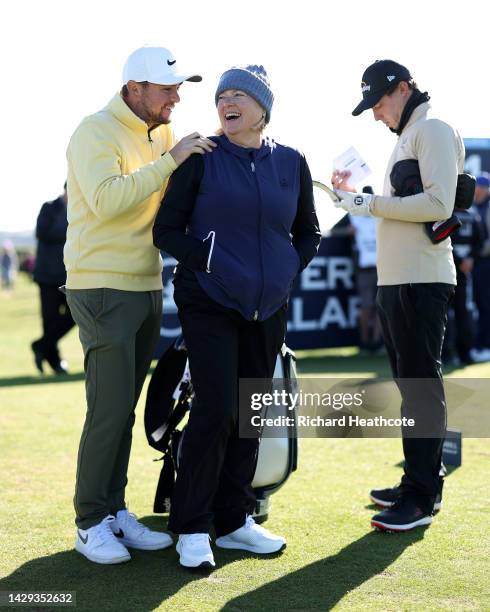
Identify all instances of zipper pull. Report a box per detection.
[253,310,258,321]
[251,161,255,173]
[203,231,215,274]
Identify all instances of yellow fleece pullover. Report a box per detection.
[64,93,177,290]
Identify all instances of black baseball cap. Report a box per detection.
[352,59,412,116]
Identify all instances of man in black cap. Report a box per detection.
[331,60,465,531]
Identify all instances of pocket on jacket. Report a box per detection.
[270,244,300,293]
[208,242,253,297]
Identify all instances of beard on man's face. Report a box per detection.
[142,101,172,127]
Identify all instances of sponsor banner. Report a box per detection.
[464,137,490,176]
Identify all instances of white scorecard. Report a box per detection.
[333,146,372,187]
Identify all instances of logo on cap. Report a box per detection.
[167,59,176,66]
[361,81,370,93]
[387,75,395,82]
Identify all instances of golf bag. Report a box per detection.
[144,337,298,524]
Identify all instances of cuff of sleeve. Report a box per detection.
[163,151,178,171]
[154,151,178,181]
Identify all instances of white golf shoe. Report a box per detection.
[75,515,131,564]
[215,516,286,554]
[111,509,173,550]
[176,534,215,568]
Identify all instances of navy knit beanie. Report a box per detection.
[215,65,274,124]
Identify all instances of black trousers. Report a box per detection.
[33,283,75,366]
[443,269,474,362]
[168,272,287,536]
[376,283,454,513]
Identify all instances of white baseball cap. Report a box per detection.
[122,46,202,86]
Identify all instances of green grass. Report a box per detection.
[0,276,489,611]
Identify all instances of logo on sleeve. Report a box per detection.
[354,196,365,206]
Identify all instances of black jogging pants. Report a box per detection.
[376,283,454,514]
[168,271,287,536]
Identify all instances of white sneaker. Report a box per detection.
[111,509,173,550]
[215,516,286,554]
[176,534,215,568]
[75,515,131,564]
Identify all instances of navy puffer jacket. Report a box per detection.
[153,135,321,321]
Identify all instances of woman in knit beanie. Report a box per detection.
[214,64,273,142]
[153,65,321,569]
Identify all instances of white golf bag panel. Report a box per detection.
[252,345,298,488]
[251,344,298,521]
[145,340,298,524]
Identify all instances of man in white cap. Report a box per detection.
[64,46,215,564]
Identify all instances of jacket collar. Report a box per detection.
[213,134,274,160]
[402,101,431,133]
[106,93,151,137]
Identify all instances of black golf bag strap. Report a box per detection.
[152,384,193,514]
[153,450,174,514]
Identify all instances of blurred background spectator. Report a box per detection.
[331,186,382,354]
[470,173,490,362]
[31,182,75,375]
[442,202,483,365]
[1,240,18,290]
[21,253,36,277]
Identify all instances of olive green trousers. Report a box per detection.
[66,288,162,529]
